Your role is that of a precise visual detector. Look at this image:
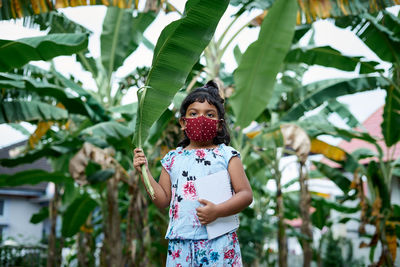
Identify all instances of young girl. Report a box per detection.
[133,81,253,266]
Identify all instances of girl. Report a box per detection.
[133,80,253,266]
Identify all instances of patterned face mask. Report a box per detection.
[183,116,220,142]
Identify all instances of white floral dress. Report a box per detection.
[161,143,243,266]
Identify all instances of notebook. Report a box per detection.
[195,170,240,240]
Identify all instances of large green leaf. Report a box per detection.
[52,71,110,122]
[30,207,49,224]
[82,121,133,139]
[0,100,68,123]
[285,46,379,73]
[0,139,82,167]
[0,33,88,71]
[0,170,72,186]
[133,0,229,146]
[61,193,98,238]
[336,11,400,64]
[313,161,351,193]
[101,8,156,75]
[382,85,400,147]
[0,73,100,121]
[321,99,360,128]
[281,76,390,121]
[230,0,298,128]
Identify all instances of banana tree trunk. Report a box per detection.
[299,162,313,267]
[276,170,288,267]
[77,215,94,267]
[47,184,61,267]
[100,177,123,267]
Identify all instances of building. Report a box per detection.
[0,141,51,244]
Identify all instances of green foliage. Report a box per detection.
[61,193,98,238]
[101,8,156,75]
[0,170,72,187]
[0,100,68,123]
[133,0,230,146]
[230,0,298,128]
[0,33,88,71]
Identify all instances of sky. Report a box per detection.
[0,3,397,148]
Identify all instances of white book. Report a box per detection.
[195,170,240,240]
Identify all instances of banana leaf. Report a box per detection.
[321,99,360,128]
[230,0,298,128]
[133,0,229,199]
[0,170,72,186]
[0,73,102,121]
[0,99,68,124]
[30,207,49,224]
[61,193,98,238]
[0,138,82,167]
[133,0,229,146]
[52,71,110,121]
[313,161,351,193]
[0,33,88,71]
[382,85,400,147]
[82,121,133,140]
[281,76,390,121]
[285,46,379,73]
[101,8,156,75]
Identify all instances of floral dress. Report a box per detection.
[161,143,243,266]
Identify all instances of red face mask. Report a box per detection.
[184,116,219,142]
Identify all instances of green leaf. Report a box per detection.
[0,139,82,167]
[87,169,115,184]
[30,207,49,224]
[109,103,138,114]
[281,76,390,121]
[52,71,110,122]
[313,161,351,193]
[311,197,330,230]
[285,45,379,73]
[61,193,97,237]
[147,109,174,145]
[0,170,72,186]
[82,121,133,140]
[0,100,68,123]
[358,12,400,63]
[101,8,156,75]
[322,99,360,128]
[230,0,298,128]
[133,0,229,146]
[367,161,390,209]
[382,86,400,147]
[8,123,31,136]
[0,73,95,120]
[0,33,88,71]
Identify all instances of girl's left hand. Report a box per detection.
[196,199,218,225]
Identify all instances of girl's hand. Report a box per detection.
[133,148,148,174]
[196,199,218,225]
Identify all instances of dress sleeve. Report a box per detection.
[223,145,241,166]
[160,150,176,175]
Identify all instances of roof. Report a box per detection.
[0,140,51,196]
[322,106,400,167]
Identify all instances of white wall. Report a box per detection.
[0,198,43,244]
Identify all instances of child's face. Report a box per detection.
[185,101,218,119]
[179,101,219,130]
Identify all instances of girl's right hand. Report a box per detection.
[133,148,148,174]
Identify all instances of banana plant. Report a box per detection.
[132,0,230,198]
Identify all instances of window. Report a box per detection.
[0,200,3,216]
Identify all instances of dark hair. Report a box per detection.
[177,80,230,148]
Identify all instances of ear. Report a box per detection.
[179,118,186,130]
